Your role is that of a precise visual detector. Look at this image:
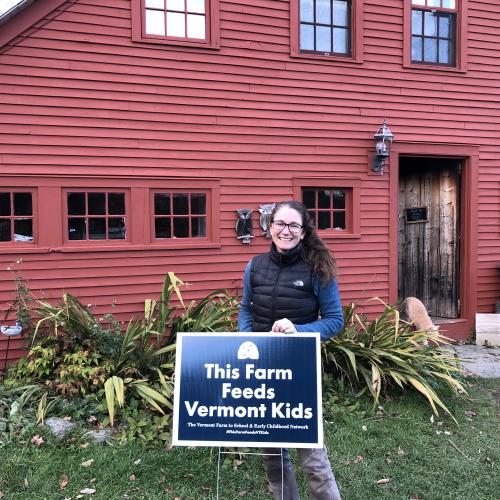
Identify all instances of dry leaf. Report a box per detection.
[31,435,44,447]
[81,459,94,467]
[78,442,90,449]
[79,488,96,494]
[166,441,174,451]
[385,454,393,464]
[87,416,97,423]
[0,490,5,498]
[59,474,69,490]
[376,478,391,485]
[90,478,96,483]
[354,455,364,463]
[63,416,72,421]
[133,459,142,465]
[444,431,452,436]
[129,474,136,481]
[238,491,247,496]
[24,478,29,488]
[465,410,477,418]
[397,447,405,456]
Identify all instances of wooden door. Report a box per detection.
[398,158,461,319]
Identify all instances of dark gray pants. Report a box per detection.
[262,447,341,500]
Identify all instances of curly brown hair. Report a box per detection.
[270,200,338,285]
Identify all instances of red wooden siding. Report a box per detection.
[0,0,499,360]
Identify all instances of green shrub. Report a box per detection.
[322,301,467,421]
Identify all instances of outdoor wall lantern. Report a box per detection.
[235,208,254,244]
[372,119,394,174]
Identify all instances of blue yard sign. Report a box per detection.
[172,332,323,448]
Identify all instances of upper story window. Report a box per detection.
[0,191,35,244]
[290,1,363,63]
[153,191,207,239]
[65,191,127,242]
[132,0,220,49]
[145,0,206,40]
[411,0,456,66]
[300,0,352,56]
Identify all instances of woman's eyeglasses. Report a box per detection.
[272,221,303,233]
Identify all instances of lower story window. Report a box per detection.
[153,191,207,239]
[0,191,34,243]
[66,191,127,241]
[302,187,350,232]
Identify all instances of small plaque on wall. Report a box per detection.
[405,207,428,223]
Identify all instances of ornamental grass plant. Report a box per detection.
[322,300,467,422]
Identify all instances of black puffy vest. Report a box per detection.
[250,243,319,332]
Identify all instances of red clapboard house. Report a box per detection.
[0,0,499,364]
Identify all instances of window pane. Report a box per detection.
[187,14,205,39]
[439,15,450,37]
[145,9,166,35]
[167,12,186,37]
[192,217,206,237]
[412,36,422,61]
[427,0,440,6]
[412,10,422,35]
[333,1,349,26]
[317,211,330,230]
[424,12,437,36]
[173,194,189,214]
[88,193,106,215]
[68,193,85,215]
[191,194,206,214]
[424,38,437,62]
[318,190,331,209]
[108,193,125,215]
[155,218,171,238]
[14,219,33,241]
[439,40,450,64]
[167,0,184,10]
[68,218,86,240]
[155,194,171,215]
[146,0,164,8]
[89,218,106,240]
[333,190,345,209]
[173,217,189,237]
[333,212,346,229]
[316,0,331,24]
[108,218,126,239]
[333,27,348,53]
[300,24,314,50]
[300,0,313,23]
[0,219,11,241]
[412,0,425,5]
[13,193,32,215]
[316,26,332,52]
[0,193,11,216]
[302,189,315,208]
[442,0,455,8]
[187,0,205,13]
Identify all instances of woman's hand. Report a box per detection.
[271,318,297,334]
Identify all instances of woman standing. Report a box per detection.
[238,200,343,500]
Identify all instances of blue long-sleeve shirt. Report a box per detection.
[238,260,344,341]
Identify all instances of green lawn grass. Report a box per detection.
[1,378,498,499]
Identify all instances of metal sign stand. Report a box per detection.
[216,448,284,500]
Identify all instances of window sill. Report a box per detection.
[402,62,467,74]
[289,52,363,65]
[132,35,220,50]
[0,242,222,254]
[317,232,361,239]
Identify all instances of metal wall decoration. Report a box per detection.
[235,208,254,244]
[258,203,276,239]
